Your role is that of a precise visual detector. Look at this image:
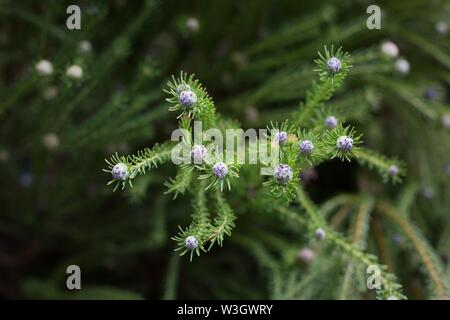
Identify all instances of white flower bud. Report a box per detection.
[297,248,315,264]
[441,113,450,129]
[186,17,199,32]
[315,228,326,240]
[111,163,129,181]
[35,60,53,76]
[42,133,60,149]
[395,58,410,75]
[435,21,448,35]
[79,40,93,53]
[66,64,83,79]
[185,236,199,250]
[381,41,399,58]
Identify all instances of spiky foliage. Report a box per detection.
[104,142,173,191]
[103,47,416,300]
[164,71,217,128]
[2,0,449,301]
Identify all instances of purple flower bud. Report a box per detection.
[337,136,353,152]
[388,165,399,176]
[423,87,439,100]
[276,131,288,145]
[297,248,315,263]
[176,83,191,94]
[179,90,197,108]
[111,163,129,181]
[191,145,207,164]
[185,236,199,250]
[392,234,402,245]
[212,162,228,179]
[315,228,326,240]
[299,140,314,155]
[325,116,338,129]
[273,164,293,184]
[327,57,342,73]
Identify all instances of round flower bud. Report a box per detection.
[388,165,399,176]
[111,163,129,181]
[186,17,200,32]
[35,60,53,76]
[273,164,293,184]
[435,21,448,35]
[176,83,191,94]
[387,296,399,300]
[337,136,353,152]
[381,41,399,58]
[185,235,199,250]
[297,248,315,264]
[79,40,93,53]
[325,116,338,129]
[66,64,83,79]
[190,145,207,164]
[395,58,410,75]
[327,57,342,73]
[212,162,228,179]
[315,228,326,240]
[392,234,402,245]
[179,90,197,108]
[441,113,450,129]
[42,133,60,149]
[424,87,440,101]
[299,140,314,155]
[276,131,288,145]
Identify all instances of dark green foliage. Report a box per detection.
[0,0,449,300]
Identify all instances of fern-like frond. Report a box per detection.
[294,187,406,299]
[293,45,352,126]
[164,71,217,128]
[340,196,374,299]
[356,148,406,183]
[377,201,450,299]
[206,189,236,250]
[164,167,193,199]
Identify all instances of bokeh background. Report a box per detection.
[0,0,449,299]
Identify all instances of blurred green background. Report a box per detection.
[0,0,449,299]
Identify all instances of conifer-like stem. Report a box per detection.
[377,201,449,299]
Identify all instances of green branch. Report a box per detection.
[377,201,450,299]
